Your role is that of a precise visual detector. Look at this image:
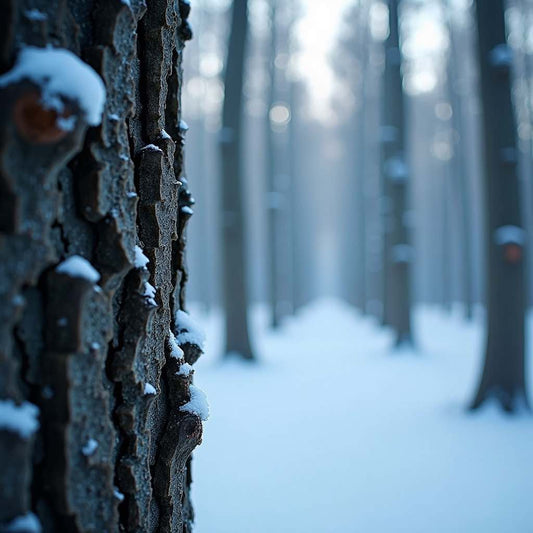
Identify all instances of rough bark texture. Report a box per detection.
[380,0,413,346]
[0,0,204,531]
[220,0,254,360]
[471,0,528,411]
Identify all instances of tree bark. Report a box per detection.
[220,0,255,360]
[471,0,528,411]
[0,1,205,531]
[380,0,413,346]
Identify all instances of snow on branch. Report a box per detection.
[168,330,185,359]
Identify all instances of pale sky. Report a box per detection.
[293,0,354,121]
[293,0,451,121]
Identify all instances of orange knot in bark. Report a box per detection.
[13,91,74,144]
[503,243,523,264]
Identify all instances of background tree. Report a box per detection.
[265,0,282,328]
[381,0,413,346]
[0,1,206,531]
[446,1,474,320]
[471,0,528,411]
[220,0,255,360]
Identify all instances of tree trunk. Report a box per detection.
[355,0,371,315]
[380,0,413,346]
[471,0,528,411]
[266,0,281,329]
[448,7,474,320]
[0,1,205,531]
[220,0,255,360]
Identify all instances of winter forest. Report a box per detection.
[0,0,532,531]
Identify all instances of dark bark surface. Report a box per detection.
[381,0,413,346]
[0,1,204,531]
[471,0,528,411]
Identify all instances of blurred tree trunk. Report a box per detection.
[380,0,413,346]
[447,7,474,320]
[220,0,254,359]
[266,0,281,329]
[0,0,205,531]
[471,0,528,411]
[354,0,371,315]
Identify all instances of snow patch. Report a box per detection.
[489,44,513,67]
[168,331,185,359]
[5,513,42,533]
[113,487,125,502]
[494,225,526,246]
[176,363,193,377]
[0,46,106,126]
[134,245,149,269]
[144,383,156,395]
[181,206,194,215]
[180,385,209,420]
[24,9,47,21]
[56,255,100,283]
[175,310,206,349]
[385,156,409,182]
[81,438,98,456]
[143,282,157,306]
[0,400,39,439]
[141,144,163,153]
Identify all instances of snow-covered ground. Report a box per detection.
[190,300,533,533]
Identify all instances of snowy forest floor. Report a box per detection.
[190,300,533,533]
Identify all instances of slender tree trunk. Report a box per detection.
[381,0,413,346]
[288,79,304,313]
[448,8,474,320]
[266,0,281,329]
[471,0,528,411]
[441,165,453,312]
[0,1,205,531]
[220,0,255,359]
[355,0,371,315]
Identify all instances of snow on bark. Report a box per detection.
[168,330,185,359]
[55,255,100,283]
[4,513,42,532]
[0,47,106,126]
[494,225,526,245]
[175,309,206,349]
[180,385,210,421]
[133,245,150,269]
[0,400,39,439]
